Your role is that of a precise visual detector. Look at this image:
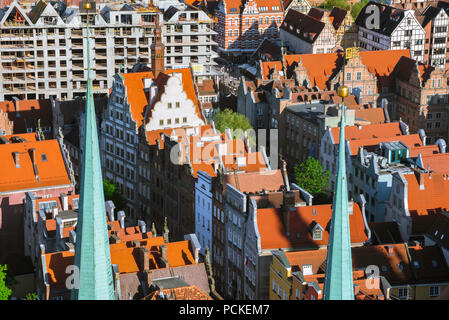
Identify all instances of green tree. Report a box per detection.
[319,0,350,11]
[103,179,127,211]
[213,108,253,137]
[294,157,331,203]
[0,264,12,300]
[351,0,369,20]
[25,292,38,300]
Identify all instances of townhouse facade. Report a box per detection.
[280,8,337,54]
[396,57,449,144]
[356,3,425,63]
[214,0,283,53]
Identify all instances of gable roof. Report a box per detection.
[257,202,368,250]
[0,99,53,134]
[280,8,325,44]
[329,6,348,30]
[261,61,284,80]
[120,68,201,128]
[354,108,386,125]
[0,137,72,193]
[330,122,404,144]
[223,169,285,193]
[404,172,449,216]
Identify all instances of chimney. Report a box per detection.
[29,148,39,181]
[117,210,125,229]
[106,201,115,221]
[13,152,20,168]
[138,220,146,233]
[55,217,63,240]
[415,170,425,190]
[52,207,58,219]
[160,244,169,268]
[138,246,150,271]
[282,191,295,237]
[387,245,393,256]
[354,284,360,295]
[281,160,290,191]
[61,193,68,211]
[69,230,76,244]
[66,242,75,253]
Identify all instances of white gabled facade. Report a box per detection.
[144,72,205,131]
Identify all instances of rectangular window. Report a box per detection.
[346,73,351,81]
[398,287,408,299]
[430,286,440,297]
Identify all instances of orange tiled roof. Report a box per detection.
[257,202,368,250]
[261,61,284,80]
[0,139,72,193]
[223,169,285,193]
[354,108,386,124]
[405,172,449,216]
[408,145,440,158]
[419,153,449,174]
[283,50,410,91]
[330,122,403,143]
[284,52,344,90]
[348,134,423,156]
[121,68,201,128]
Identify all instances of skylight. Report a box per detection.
[41,154,47,161]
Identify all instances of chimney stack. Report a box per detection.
[387,245,393,256]
[117,210,125,229]
[61,193,68,211]
[52,207,58,219]
[160,244,169,268]
[281,160,290,191]
[354,284,360,295]
[69,230,76,244]
[138,246,150,271]
[138,220,146,233]
[106,201,116,221]
[29,148,39,181]
[55,217,63,240]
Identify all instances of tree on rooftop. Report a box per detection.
[213,108,253,136]
[0,264,12,300]
[212,108,256,148]
[294,157,331,204]
[318,0,350,11]
[351,0,369,20]
[103,179,127,212]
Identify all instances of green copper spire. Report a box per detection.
[71,4,115,300]
[323,87,354,300]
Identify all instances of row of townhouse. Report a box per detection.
[356,1,449,69]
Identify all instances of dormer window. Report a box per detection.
[313,228,322,240]
[311,222,324,240]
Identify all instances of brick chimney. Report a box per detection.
[138,246,150,271]
[415,170,425,190]
[282,191,295,237]
[354,283,360,295]
[29,148,39,181]
[160,244,169,268]
[13,152,20,168]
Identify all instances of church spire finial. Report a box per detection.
[71,1,115,300]
[323,85,354,300]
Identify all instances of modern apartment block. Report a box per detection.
[356,2,426,63]
[0,0,218,101]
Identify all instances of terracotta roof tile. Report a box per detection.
[354,108,386,124]
[257,202,368,250]
[405,172,449,216]
[0,138,72,193]
[121,68,201,128]
[223,169,285,193]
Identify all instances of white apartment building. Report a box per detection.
[0,0,218,101]
[356,4,425,62]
